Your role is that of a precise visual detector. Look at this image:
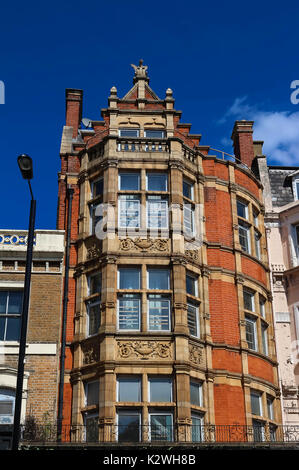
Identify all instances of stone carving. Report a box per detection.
[82,343,99,365]
[117,340,172,360]
[119,237,168,252]
[131,59,148,78]
[87,243,101,260]
[189,344,204,365]
[185,250,200,261]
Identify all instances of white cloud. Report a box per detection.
[220,98,299,165]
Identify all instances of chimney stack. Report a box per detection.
[65,89,83,138]
[231,120,255,169]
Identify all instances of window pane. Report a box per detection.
[237,200,248,219]
[262,324,268,355]
[85,414,99,442]
[118,295,140,330]
[0,389,15,424]
[251,392,262,415]
[89,274,101,295]
[119,195,140,228]
[148,295,170,331]
[150,414,172,441]
[255,231,261,259]
[296,182,299,200]
[252,420,265,442]
[183,180,193,200]
[184,205,194,234]
[259,298,266,318]
[149,378,172,402]
[186,274,197,296]
[92,179,103,198]
[0,318,5,340]
[147,173,167,191]
[5,317,21,341]
[267,397,274,420]
[192,414,203,442]
[86,382,99,406]
[0,292,7,313]
[119,173,140,190]
[7,292,23,314]
[119,129,139,137]
[88,303,101,335]
[147,196,168,228]
[190,382,202,406]
[118,413,140,442]
[118,378,141,402]
[145,130,165,138]
[187,303,198,337]
[243,290,254,311]
[119,268,140,290]
[148,269,169,290]
[239,221,250,253]
[245,317,257,350]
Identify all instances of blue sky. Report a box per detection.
[1,0,299,229]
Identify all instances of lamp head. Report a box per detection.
[17,154,33,180]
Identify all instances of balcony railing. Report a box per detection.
[117,138,169,153]
[19,423,299,445]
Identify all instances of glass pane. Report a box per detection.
[239,222,250,252]
[148,269,169,290]
[118,296,140,330]
[147,196,168,228]
[251,392,262,415]
[145,130,165,138]
[119,268,140,290]
[86,382,99,406]
[119,173,140,190]
[237,200,248,219]
[186,275,197,296]
[245,318,256,350]
[0,318,6,340]
[88,303,101,335]
[252,420,265,442]
[148,296,170,331]
[93,179,103,198]
[296,182,299,200]
[190,382,201,406]
[243,290,254,311]
[150,414,172,441]
[262,325,268,355]
[183,180,193,200]
[89,274,101,295]
[267,398,274,419]
[187,303,198,336]
[85,415,98,442]
[7,291,23,314]
[6,317,21,341]
[119,129,139,138]
[147,173,167,191]
[118,414,140,442]
[192,415,203,442]
[0,292,7,313]
[149,378,172,402]
[119,196,140,228]
[184,205,194,234]
[118,378,141,402]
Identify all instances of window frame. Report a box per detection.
[118,267,141,290]
[187,301,200,338]
[148,377,173,403]
[117,410,142,443]
[190,381,203,407]
[245,315,258,351]
[147,294,171,332]
[148,411,173,442]
[146,172,168,192]
[117,294,141,332]
[117,376,142,403]
[0,290,23,342]
[250,390,263,417]
[118,194,141,229]
[146,195,169,229]
[118,171,140,191]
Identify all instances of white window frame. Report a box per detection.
[250,391,263,417]
[261,322,268,356]
[117,376,141,403]
[237,200,249,220]
[118,128,140,138]
[183,203,195,236]
[86,298,101,337]
[191,412,204,442]
[146,172,168,192]
[292,177,299,201]
[148,411,173,442]
[147,295,171,332]
[117,294,141,332]
[147,268,170,291]
[148,377,173,403]
[190,381,203,407]
[245,315,258,351]
[183,179,194,201]
[238,220,251,254]
[117,267,141,290]
[146,195,168,229]
[243,289,255,312]
[84,380,99,407]
[116,410,141,442]
[118,195,141,229]
[187,302,199,337]
[186,273,198,297]
[118,172,140,191]
[0,290,23,342]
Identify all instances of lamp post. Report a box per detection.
[11,154,36,451]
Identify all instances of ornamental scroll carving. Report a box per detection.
[189,344,204,365]
[117,340,172,360]
[82,342,100,365]
[119,237,169,253]
[87,243,101,260]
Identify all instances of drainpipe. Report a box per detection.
[57,186,74,440]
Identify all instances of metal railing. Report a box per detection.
[20,423,299,445]
[117,138,169,153]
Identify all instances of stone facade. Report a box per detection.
[57,62,282,443]
[0,229,64,433]
[255,144,299,425]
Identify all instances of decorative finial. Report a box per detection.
[131,59,149,82]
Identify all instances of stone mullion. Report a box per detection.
[99,370,116,442]
[175,371,191,441]
[100,259,117,334]
[172,260,188,335]
[141,263,147,332]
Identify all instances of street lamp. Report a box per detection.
[11,155,36,450]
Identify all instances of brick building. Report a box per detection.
[256,152,299,425]
[0,229,64,448]
[56,62,282,444]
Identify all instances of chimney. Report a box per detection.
[231,120,255,169]
[65,89,83,138]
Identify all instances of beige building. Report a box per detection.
[0,229,64,448]
[255,146,299,425]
